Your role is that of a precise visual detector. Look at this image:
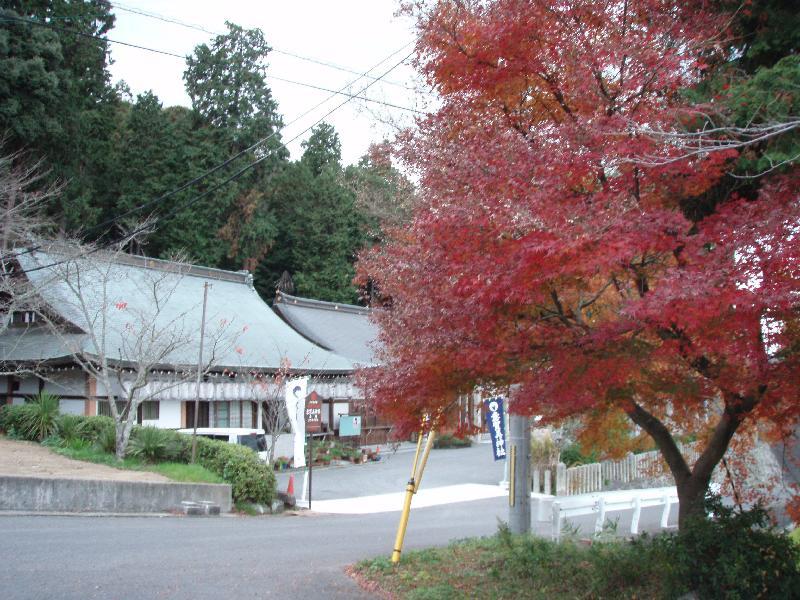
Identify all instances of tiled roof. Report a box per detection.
[1,250,353,374]
[272,292,381,366]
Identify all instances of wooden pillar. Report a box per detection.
[84,375,97,416]
[6,376,15,405]
[181,401,188,428]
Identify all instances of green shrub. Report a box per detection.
[223,453,273,505]
[128,426,180,463]
[2,393,62,441]
[195,436,275,504]
[433,434,472,449]
[55,414,87,445]
[76,415,116,443]
[0,403,33,439]
[658,495,800,599]
[559,442,597,466]
[93,420,118,454]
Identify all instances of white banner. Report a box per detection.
[285,377,308,468]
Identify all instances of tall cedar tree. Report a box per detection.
[358,0,800,528]
[0,0,118,231]
[183,21,287,271]
[258,124,367,303]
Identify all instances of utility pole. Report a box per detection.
[508,412,531,533]
[191,282,210,464]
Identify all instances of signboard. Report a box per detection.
[305,391,322,433]
[339,415,362,437]
[484,397,507,461]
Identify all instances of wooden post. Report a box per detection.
[84,375,97,416]
[191,282,210,464]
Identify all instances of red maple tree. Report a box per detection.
[358,0,800,528]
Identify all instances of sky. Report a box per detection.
[106,0,432,166]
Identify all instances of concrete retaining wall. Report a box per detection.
[0,476,232,513]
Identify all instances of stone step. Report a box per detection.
[181,500,221,516]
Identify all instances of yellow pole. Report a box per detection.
[413,430,436,493]
[409,431,424,480]
[391,429,436,563]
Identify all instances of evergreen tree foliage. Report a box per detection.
[1,8,400,307]
[0,0,119,231]
[183,21,284,156]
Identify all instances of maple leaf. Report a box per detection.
[358,0,800,529]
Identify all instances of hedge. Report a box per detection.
[1,406,276,506]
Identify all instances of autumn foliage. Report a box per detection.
[358,0,800,526]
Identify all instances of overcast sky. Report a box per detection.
[107,0,431,166]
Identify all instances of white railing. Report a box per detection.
[546,487,679,541]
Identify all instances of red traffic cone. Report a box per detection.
[286,474,295,496]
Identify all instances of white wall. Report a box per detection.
[157,400,182,429]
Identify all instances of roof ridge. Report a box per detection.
[22,245,254,286]
[112,253,253,285]
[274,291,370,315]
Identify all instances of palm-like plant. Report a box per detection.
[22,392,60,441]
[128,426,177,463]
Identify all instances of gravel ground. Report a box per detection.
[0,437,169,482]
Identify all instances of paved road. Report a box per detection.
[275,441,506,501]
[0,496,676,600]
[0,443,677,599]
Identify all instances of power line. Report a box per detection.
[0,14,424,114]
[109,1,426,93]
[8,47,417,278]
[0,13,184,59]
[1,13,421,244]
[267,74,426,115]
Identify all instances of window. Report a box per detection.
[97,400,127,417]
[214,402,230,427]
[10,311,37,327]
[137,401,160,422]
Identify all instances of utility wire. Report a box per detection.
[0,14,423,115]
[2,12,422,261]
[109,1,425,93]
[267,74,426,115]
[0,13,184,58]
[10,48,417,278]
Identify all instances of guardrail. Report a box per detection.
[540,486,678,541]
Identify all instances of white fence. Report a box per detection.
[531,443,699,497]
[545,487,679,541]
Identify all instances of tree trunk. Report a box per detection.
[115,418,134,461]
[676,476,712,529]
[625,395,754,530]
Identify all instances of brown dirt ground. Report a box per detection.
[0,437,169,482]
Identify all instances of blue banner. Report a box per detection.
[484,397,507,461]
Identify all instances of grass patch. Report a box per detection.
[145,462,223,483]
[356,515,800,599]
[355,530,670,599]
[53,442,221,484]
[54,442,142,469]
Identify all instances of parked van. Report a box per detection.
[176,427,268,461]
